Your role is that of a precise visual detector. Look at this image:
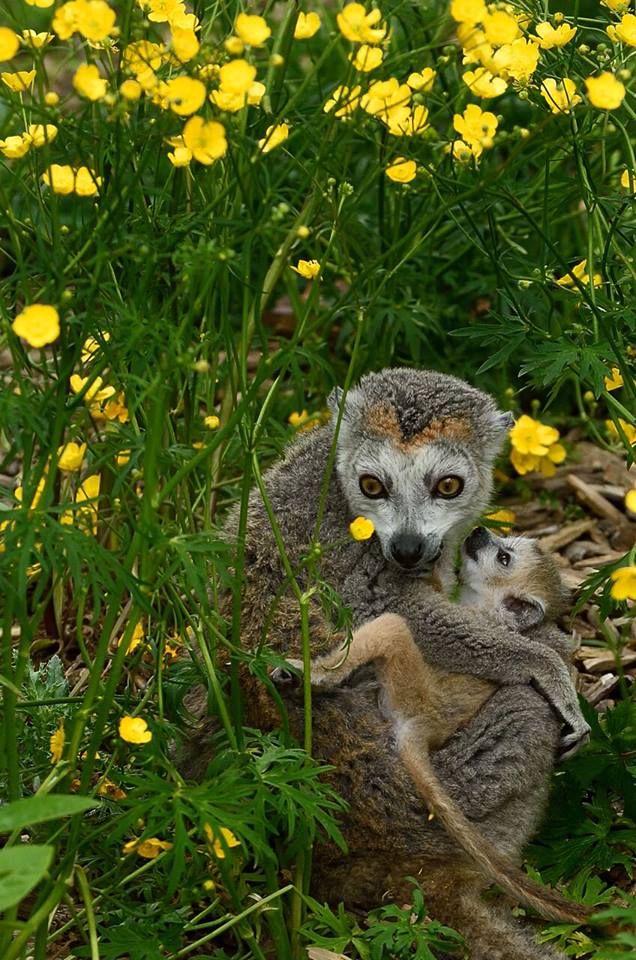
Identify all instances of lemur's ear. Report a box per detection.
[327,386,350,420]
[504,594,545,631]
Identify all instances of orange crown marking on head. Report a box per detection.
[364,404,472,450]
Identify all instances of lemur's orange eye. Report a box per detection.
[359,475,387,499]
[435,475,464,499]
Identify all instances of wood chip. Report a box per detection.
[580,649,636,673]
[566,475,625,523]
[582,673,620,705]
[540,519,596,552]
[574,551,626,569]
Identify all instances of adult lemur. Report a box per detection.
[183,368,589,960]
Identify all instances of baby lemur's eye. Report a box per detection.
[497,549,512,567]
[359,475,387,499]
[435,475,464,499]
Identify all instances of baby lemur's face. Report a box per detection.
[459,527,568,632]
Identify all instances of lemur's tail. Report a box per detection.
[400,732,590,925]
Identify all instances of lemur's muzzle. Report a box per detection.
[464,526,492,560]
[390,533,441,570]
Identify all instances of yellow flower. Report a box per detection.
[324,84,361,117]
[1,70,36,92]
[407,68,436,93]
[119,715,152,744]
[602,0,629,9]
[182,116,227,164]
[97,778,126,800]
[247,81,265,106]
[116,449,131,466]
[492,38,540,83]
[585,73,626,110]
[610,565,636,601]
[446,138,482,162]
[102,392,129,422]
[218,59,257,95]
[81,332,110,362]
[540,78,581,114]
[555,259,602,289]
[53,0,117,43]
[45,91,60,106]
[73,63,108,100]
[144,0,184,23]
[533,22,576,49]
[258,122,289,153]
[58,441,87,472]
[42,164,74,195]
[288,409,320,430]
[485,509,515,533]
[75,167,102,196]
[122,40,164,78]
[27,124,58,147]
[482,11,520,46]
[449,0,486,26]
[168,143,192,166]
[0,135,31,159]
[350,44,383,72]
[120,78,142,100]
[361,78,411,119]
[337,3,387,44]
[204,823,241,858]
[0,28,19,60]
[121,620,145,653]
[15,475,47,512]
[349,516,375,540]
[171,26,199,62]
[608,13,636,47]
[235,13,271,47]
[25,0,55,6]
[385,104,429,137]
[621,169,635,193]
[70,373,115,403]
[204,415,220,429]
[13,304,60,348]
[453,103,498,149]
[123,837,173,858]
[291,259,320,279]
[606,418,636,445]
[462,67,506,98]
[509,414,560,456]
[294,12,321,39]
[604,367,624,391]
[21,30,54,48]
[165,76,206,115]
[50,721,65,763]
[625,489,636,514]
[224,35,244,54]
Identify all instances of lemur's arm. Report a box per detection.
[390,584,589,756]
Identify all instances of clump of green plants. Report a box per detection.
[1,0,635,956]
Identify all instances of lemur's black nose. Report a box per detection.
[465,526,491,560]
[390,533,424,569]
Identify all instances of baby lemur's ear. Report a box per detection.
[503,594,545,631]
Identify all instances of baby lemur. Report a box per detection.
[273,528,589,925]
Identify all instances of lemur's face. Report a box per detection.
[337,437,488,574]
[460,528,552,630]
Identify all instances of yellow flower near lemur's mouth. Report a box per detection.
[350,517,375,541]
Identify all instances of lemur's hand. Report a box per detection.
[558,719,591,762]
[270,658,339,689]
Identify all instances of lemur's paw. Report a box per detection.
[558,720,591,761]
[270,660,303,688]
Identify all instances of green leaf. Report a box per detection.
[0,795,98,833]
[0,844,53,912]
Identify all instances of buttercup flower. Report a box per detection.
[217,59,257,95]
[0,135,31,159]
[295,11,320,39]
[50,721,65,763]
[446,138,482,162]
[119,715,152,743]
[360,78,411,119]
[53,0,117,43]
[0,28,19,60]
[235,13,271,47]
[258,122,289,153]
[291,259,320,278]
[13,304,60,348]
[122,40,164,78]
[97,778,126,800]
[350,44,383,72]
[350,516,375,540]
[585,73,626,110]
[27,124,58,147]
[171,26,199,63]
[42,164,74,194]
[621,169,635,193]
[73,63,108,100]
[453,103,498,149]
[510,415,559,456]
[556,259,602,289]
[450,0,487,26]
[204,415,220,429]
[204,823,241,858]
[407,68,436,93]
[610,565,636,601]
[492,38,540,82]
[75,167,102,196]
[70,373,115,403]
[165,76,206,115]
[607,13,636,46]
[482,11,520,46]
[540,78,581,114]
[337,3,387,44]
[288,410,320,430]
[123,837,173,858]
[182,116,227,164]
[1,70,36,92]
[224,35,244,54]
[168,141,192,166]
[625,489,636,514]
[324,84,361,117]
[604,367,624,391]
[121,621,145,653]
[120,78,142,100]
[25,0,55,6]
[485,509,515,533]
[462,67,506,98]
[58,441,87,472]
[602,0,629,9]
[144,0,184,23]
[533,22,576,49]
[21,30,54,48]
[386,157,417,182]
[606,419,636,445]
[385,105,429,137]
